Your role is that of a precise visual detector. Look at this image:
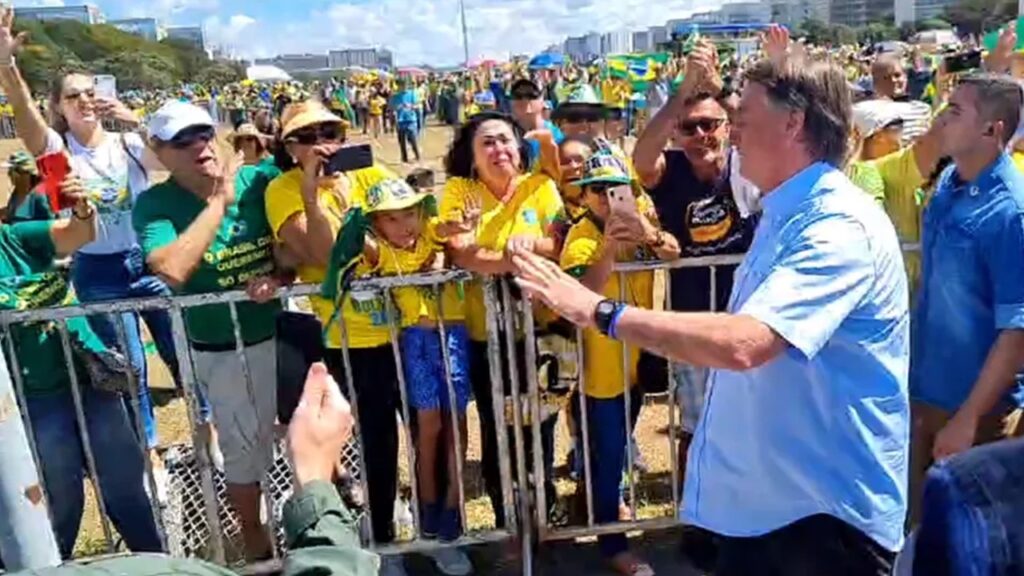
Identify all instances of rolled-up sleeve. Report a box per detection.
[739,216,873,359]
[987,212,1024,330]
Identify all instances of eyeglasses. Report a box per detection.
[586,183,613,195]
[678,117,726,136]
[561,112,604,124]
[167,126,216,149]
[287,123,343,145]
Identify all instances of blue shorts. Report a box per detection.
[400,324,471,412]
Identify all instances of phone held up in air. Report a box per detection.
[37,152,73,212]
[94,75,117,100]
[324,143,373,176]
[607,184,637,215]
[943,50,982,75]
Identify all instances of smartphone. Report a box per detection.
[943,51,982,74]
[94,75,117,99]
[324,143,373,176]
[607,184,637,214]
[36,153,72,212]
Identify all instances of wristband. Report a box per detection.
[607,303,628,340]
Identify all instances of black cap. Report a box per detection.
[510,78,542,100]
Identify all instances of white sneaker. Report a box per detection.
[380,555,409,576]
[152,465,170,506]
[427,547,473,576]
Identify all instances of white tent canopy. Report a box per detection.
[246,65,292,82]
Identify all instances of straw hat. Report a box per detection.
[227,123,269,145]
[280,100,346,139]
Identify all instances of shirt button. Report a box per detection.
[969,186,979,197]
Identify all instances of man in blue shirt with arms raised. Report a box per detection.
[509,54,910,575]
[908,74,1024,524]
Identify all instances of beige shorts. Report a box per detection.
[192,338,277,485]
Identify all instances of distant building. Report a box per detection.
[913,0,957,21]
[600,31,632,55]
[254,53,329,73]
[328,48,393,70]
[830,0,895,27]
[772,0,831,26]
[563,32,602,62]
[14,4,103,24]
[649,25,669,46]
[109,17,165,41]
[632,30,651,52]
[166,25,207,52]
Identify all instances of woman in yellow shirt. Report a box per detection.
[439,111,565,527]
[262,101,404,553]
[368,90,386,140]
[361,178,478,564]
[560,152,678,576]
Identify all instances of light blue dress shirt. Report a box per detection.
[682,162,910,552]
[911,153,1024,412]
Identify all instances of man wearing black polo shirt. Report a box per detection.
[633,41,757,492]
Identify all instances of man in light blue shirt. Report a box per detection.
[509,56,909,575]
[908,74,1024,526]
[391,81,420,164]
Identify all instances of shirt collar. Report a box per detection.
[761,162,832,220]
[948,152,1013,196]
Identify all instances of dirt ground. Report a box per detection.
[6,121,692,574]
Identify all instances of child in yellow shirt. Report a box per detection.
[559,152,679,576]
[362,177,478,544]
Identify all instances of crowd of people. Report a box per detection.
[1,1,1024,573]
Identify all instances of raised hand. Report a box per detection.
[762,24,791,66]
[0,6,28,65]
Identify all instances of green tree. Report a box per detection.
[944,0,1016,36]
[794,18,831,44]
[194,61,245,87]
[899,21,919,41]
[92,52,180,90]
[919,18,952,31]
[831,24,859,45]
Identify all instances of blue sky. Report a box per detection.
[13,0,722,66]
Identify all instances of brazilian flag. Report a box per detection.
[321,208,371,336]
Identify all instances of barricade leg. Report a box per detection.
[169,306,227,565]
[483,280,516,529]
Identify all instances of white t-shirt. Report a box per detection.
[45,128,148,255]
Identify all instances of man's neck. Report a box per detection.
[692,155,726,184]
[953,147,1002,184]
[756,151,816,196]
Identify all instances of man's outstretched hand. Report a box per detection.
[287,362,353,488]
[510,246,603,329]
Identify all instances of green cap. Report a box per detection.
[572,151,632,187]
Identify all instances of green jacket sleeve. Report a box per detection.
[281,481,380,576]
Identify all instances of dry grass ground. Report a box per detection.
[0,123,682,564]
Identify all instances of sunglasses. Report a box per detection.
[678,118,726,136]
[586,183,614,195]
[288,123,343,145]
[167,126,216,149]
[63,89,96,102]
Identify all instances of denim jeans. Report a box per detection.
[914,437,1024,576]
[72,247,210,448]
[572,388,642,558]
[27,387,163,558]
[397,122,420,163]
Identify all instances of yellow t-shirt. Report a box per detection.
[439,174,565,341]
[369,96,386,117]
[372,218,465,327]
[870,146,925,286]
[1012,151,1024,173]
[560,215,654,399]
[265,164,396,348]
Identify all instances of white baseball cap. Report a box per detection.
[147,100,215,142]
[852,100,905,139]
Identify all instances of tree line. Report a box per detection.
[11,18,244,93]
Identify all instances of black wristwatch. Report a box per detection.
[593,299,624,337]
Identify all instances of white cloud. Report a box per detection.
[203,12,256,49]
[12,0,67,6]
[216,0,724,66]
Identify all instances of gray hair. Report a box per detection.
[744,58,852,166]
[958,74,1023,147]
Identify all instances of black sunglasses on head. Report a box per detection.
[678,117,726,136]
[288,123,343,145]
[168,126,216,149]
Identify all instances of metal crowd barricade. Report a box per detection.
[0,269,524,569]
[0,246,923,573]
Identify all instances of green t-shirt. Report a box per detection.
[132,166,281,347]
[0,221,107,396]
[5,188,54,224]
